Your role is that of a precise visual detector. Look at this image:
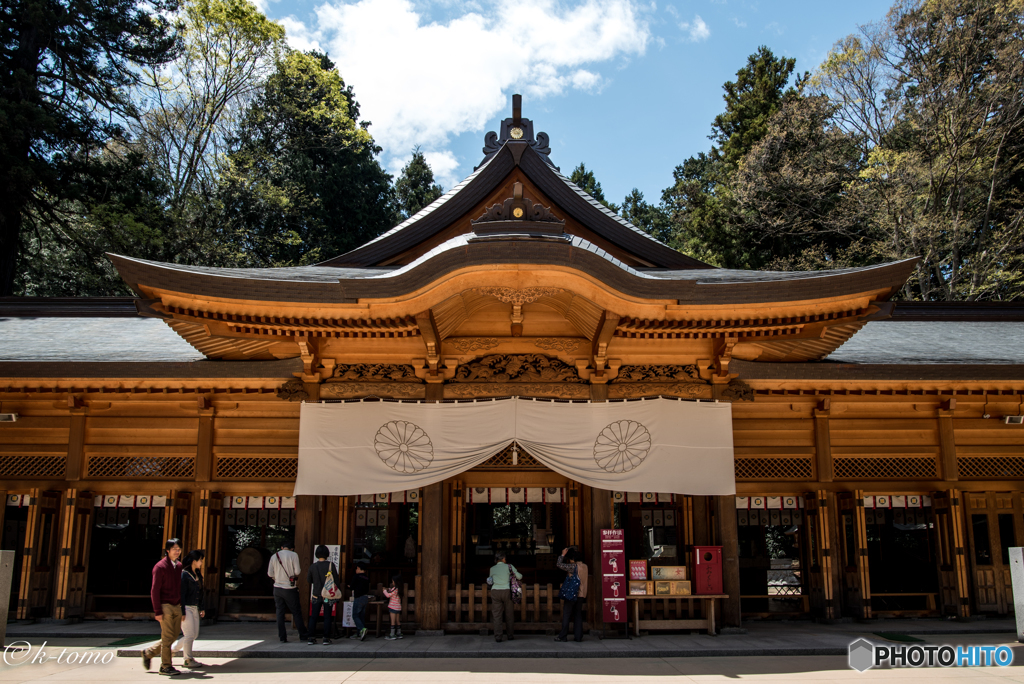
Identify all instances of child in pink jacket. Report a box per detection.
[383,575,403,640]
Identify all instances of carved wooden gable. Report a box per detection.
[452,354,585,383]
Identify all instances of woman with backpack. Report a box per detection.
[554,546,588,642]
[307,545,340,645]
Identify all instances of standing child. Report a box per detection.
[383,575,403,640]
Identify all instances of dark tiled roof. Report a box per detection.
[0,317,205,362]
[827,321,1024,365]
[321,142,705,269]
[0,297,138,317]
[110,236,917,306]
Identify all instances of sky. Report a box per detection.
[255,0,896,206]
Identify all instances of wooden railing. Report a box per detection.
[442,574,591,631]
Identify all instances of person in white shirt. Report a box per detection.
[268,541,309,642]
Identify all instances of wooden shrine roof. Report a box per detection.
[109,235,918,307]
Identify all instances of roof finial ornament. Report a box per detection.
[480,93,552,167]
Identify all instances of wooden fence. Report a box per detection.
[442,574,592,632]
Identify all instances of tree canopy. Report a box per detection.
[1,0,179,295]
[395,148,443,219]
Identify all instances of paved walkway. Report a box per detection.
[4,618,1019,660]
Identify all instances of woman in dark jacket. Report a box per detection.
[176,549,206,669]
[307,545,340,645]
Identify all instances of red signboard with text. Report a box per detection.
[601,529,626,622]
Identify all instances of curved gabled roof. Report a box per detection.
[109,234,917,307]
[318,141,709,270]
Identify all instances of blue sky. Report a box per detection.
[257,0,895,206]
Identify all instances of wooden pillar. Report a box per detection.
[64,412,86,482]
[814,402,832,483]
[450,481,465,586]
[338,497,351,589]
[812,488,837,621]
[852,490,871,619]
[716,495,741,628]
[419,482,444,632]
[52,488,77,620]
[16,488,40,619]
[938,410,959,481]
[589,487,612,631]
[946,488,971,618]
[295,495,317,616]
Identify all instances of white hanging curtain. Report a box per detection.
[294,397,734,497]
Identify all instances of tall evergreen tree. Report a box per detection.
[394,148,443,219]
[218,50,395,265]
[711,45,804,168]
[569,163,617,210]
[619,189,671,244]
[0,0,179,295]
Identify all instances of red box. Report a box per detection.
[601,549,625,576]
[602,575,625,599]
[629,559,647,580]
[694,545,723,595]
[602,598,626,623]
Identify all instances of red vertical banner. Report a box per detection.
[600,529,626,623]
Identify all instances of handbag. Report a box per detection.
[321,564,340,601]
[559,565,580,601]
[509,566,522,605]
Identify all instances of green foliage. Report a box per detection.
[0,0,179,294]
[218,50,395,266]
[570,163,617,211]
[619,188,671,244]
[395,148,443,219]
[710,46,805,169]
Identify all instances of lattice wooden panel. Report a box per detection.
[833,457,936,480]
[475,443,545,469]
[216,457,298,480]
[958,457,1024,479]
[734,457,813,481]
[0,455,66,478]
[87,456,195,479]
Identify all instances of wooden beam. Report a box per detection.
[64,412,86,482]
[16,488,41,619]
[195,401,214,483]
[814,400,833,483]
[852,490,871,619]
[938,409,958,481]
[716,495,741,627]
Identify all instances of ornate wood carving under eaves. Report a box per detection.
[320,383,426,400]
[332,363,420,382]
[446,338,500,354]
[452,354,585,383]
[607,383,712,400]
[276,378,309,402]
[471,287,564,305]
[721,378,754,402]
[612,364,704,383]
[534,338,585,353]
[445,383,589,400]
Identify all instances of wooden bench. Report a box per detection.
[627,594,728,636]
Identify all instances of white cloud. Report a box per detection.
[731,16,746,28]
[283,0,650,183]
[764,20,784,35]
[679,14,710,42]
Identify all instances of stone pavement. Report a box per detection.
[4,617,1019,660]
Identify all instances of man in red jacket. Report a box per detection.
[143,538,184,676]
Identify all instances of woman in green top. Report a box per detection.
[487,551,522,642]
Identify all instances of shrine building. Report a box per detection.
[1,97,1023,632]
